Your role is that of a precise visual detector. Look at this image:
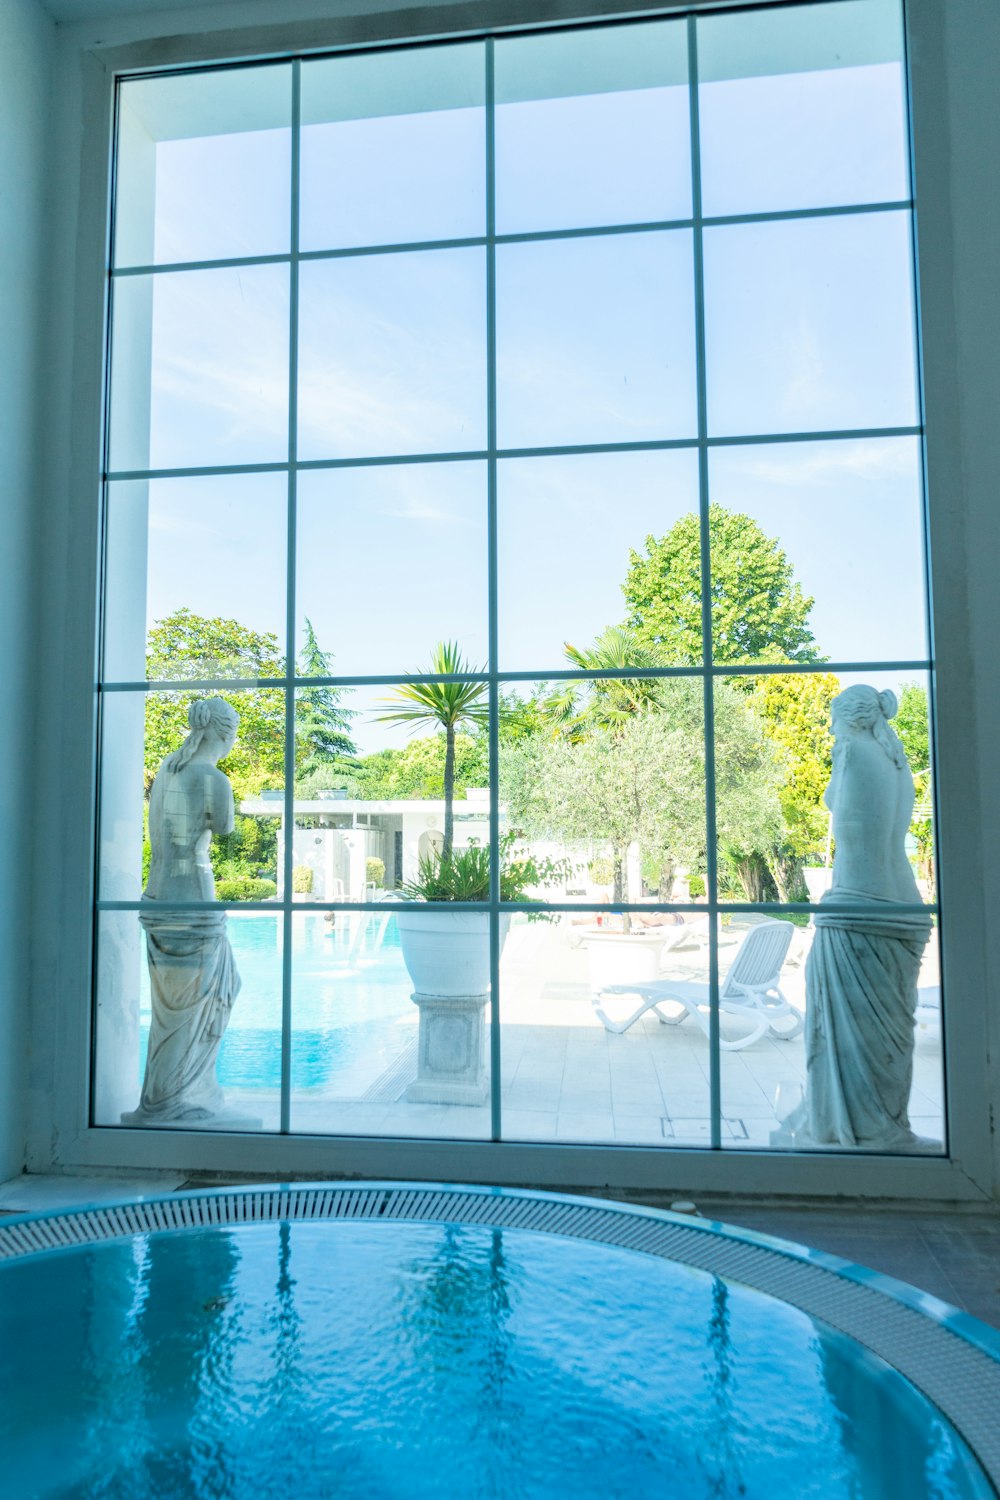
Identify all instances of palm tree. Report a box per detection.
[547,624,666,740]
[376,641,488,862]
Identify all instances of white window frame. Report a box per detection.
[31,0,1000,1204]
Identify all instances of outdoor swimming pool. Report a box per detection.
[1,1187,996,1500]
[138,913,412,1093]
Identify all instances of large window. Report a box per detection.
[95,0,941,1157]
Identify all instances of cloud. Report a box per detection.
[730,438,915,489]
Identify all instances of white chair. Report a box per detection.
[593,920,801,1051]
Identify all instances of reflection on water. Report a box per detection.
[0,1222,990,1500]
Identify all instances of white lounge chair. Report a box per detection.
[593,919,801,1051]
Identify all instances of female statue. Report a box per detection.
[124,697,242,1124]
[784,685,931,1148]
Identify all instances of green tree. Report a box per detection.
[501,681,782,924]
[376,641,488,860]
[623,505,818,665]
[546,624,667,739]
[144,609,285,801]
[749,671,838,900]
[353,733,488,803]
[295,617,357,779]
[496,686,553,746]
[893,681,935,895]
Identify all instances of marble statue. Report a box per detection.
[123,697,243,1125]
[775,685,932,1150]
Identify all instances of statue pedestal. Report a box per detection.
[406,991,488,1106]
[120,1106,262,1131]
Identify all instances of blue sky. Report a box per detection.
[106,0,925,757]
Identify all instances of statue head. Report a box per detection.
[163,697,239,773]
[831,685,907,769]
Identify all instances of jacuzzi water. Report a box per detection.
[0,1217,992,1500]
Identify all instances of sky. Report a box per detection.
[104,0,926,759]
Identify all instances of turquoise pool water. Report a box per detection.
[0,1218,991,1500]
[138,914,409,1092]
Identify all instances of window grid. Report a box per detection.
[687,14,723,1145]
[96,5,937,1152]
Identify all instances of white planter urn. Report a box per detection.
[583,929,667,992]
[397,910,510,1106]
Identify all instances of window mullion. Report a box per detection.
[687,14,723,1152]
[280,59,302,1137]
[485,38,502,1145]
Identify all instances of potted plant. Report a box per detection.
[393,835,567,1105]
[375,642,494,1102]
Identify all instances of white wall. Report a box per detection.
[0,0,55,1179]
[906,0,1000,1199]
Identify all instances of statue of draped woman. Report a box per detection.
[123,697,243,1125]
[775,685,931,1150]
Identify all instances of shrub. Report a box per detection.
[400,836,570,906]
[292,865,314,894]
[366,856,386,888]
[216,877,277,902]
[687,873,706,899]
[587,857,614,888]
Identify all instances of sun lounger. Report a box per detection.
[593,919,801,1051]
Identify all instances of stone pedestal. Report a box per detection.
[406,991,488,1106]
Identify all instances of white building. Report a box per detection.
[241,789,492,899]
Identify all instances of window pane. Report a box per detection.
[290,911,491,1138]
[698,0,907,217]
[300,43,485,251]
[296,463,488,677]
[297,249,486,460]
[499,676,707,906]
[95,910,281,1130]
[289,684,492,903]
[498,449,700,671]
[109,266,290,472]
[495,20,690,234]
[496,232,697,449]
[704,212,917,437]
[99,687,286,905]
[715,668,936,913]
[707,438,927,666]
[104,474,288,683]
[502,907,711,1145]
[721,917,942,1155]
[115,65,292,267]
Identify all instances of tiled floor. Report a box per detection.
[693,1202,1000,1330]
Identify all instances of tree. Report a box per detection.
[376,641,488,861]
[623,505,818,665]
[144,609,285,801]
[353,733,487,803]
[546,625,667,739]
[893,681,935,895]
[538,627,670,897]
[501,715,694,928]
[295,617,357,781]
[749,671,838,900]
[501,682,783,924]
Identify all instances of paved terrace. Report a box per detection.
[230,916,944,1151]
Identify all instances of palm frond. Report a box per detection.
[375,640,488,733]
